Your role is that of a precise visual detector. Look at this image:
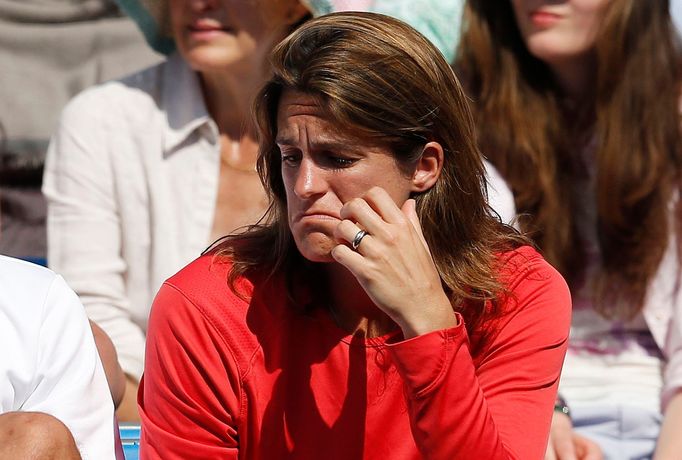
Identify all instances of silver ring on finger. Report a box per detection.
[351,229,369,251]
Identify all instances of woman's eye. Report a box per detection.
[328,156,355,168]
[281,153,300,166]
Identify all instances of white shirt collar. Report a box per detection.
[161,52,214,155]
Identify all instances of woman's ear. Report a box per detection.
[411,141,444,192]
[266,0,310,29]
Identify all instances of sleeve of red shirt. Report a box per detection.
[386,252,571,460]
[138,283,241,460]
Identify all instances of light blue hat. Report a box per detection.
[116,0,463,63]
[302,0,463,63]
[374,0,462,63]
[116,0,175,55]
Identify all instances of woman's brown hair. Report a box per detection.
[457,0,682,318]
[215,12,525,330]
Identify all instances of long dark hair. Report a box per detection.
[457,0,682,318]
[215,12,525,330]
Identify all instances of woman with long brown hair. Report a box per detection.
[42,0,513,426]
[139,12,570,459]
[457,1,682,458]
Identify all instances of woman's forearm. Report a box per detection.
[654,390,682,459]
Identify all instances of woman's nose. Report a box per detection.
[188,0,218,12]
[294,158,327,198]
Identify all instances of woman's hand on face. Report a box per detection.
[331,186,457,338]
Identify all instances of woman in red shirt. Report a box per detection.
[139,12,571,459]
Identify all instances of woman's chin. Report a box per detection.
[182,47,248,74]
[294,234,338,263]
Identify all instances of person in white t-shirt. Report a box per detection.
[0,254,117,460]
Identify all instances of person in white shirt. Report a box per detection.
[44,0,315,421]
[0,254,117,460]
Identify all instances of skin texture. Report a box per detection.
[89,321,126,408]
[276,90,456,338]
[89,323,137,423]
[169,0,307,75]
[544,412,603,460]
[654,391,682,460]
[277,92,418,263]
[0,412,82,460]
[117,377,141,422]
[511,0,609,64]
[510,0,610,97]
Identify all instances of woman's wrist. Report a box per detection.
[554,394,571,419]
[397,294,459,339]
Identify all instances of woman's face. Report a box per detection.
[169,0,307,73]
[510,0,610,65]
[276,90,417,263]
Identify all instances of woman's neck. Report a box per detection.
[547,51,597,104]
[199,68,267,139]
[547,53,598,150]
[323,263,398,338]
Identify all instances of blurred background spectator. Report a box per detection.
[456,1,682,458]
[43,0,320,422]
[0,0,160,263]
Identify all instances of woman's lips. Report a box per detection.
[294,208,343,225]
[529,10,562,27]
[187,20,232,39]
[298,213,340,222]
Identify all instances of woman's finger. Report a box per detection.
[547,412,577,460]
[339,197,386,237]
[362,186,407,224]
[544,445,557,460]
[401,198,429,250]
[330,242,366,275]
[574,434,603,460]
[334,219,375,254]
[553,436,577,460]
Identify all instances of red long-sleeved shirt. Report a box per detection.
[139,245,570,459]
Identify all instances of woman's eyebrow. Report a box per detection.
[275,134,356,152]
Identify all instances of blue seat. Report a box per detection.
[119,423,141,460]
